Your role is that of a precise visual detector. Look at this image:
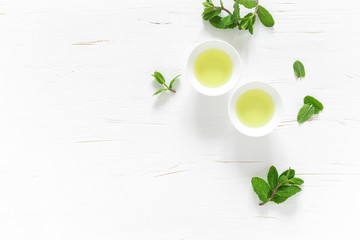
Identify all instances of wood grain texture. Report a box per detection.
[0,0,359,239]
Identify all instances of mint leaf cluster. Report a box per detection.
[202,0,274,35]
[251,166,304,205]
[152,71,180,96]
[297,96,324,123]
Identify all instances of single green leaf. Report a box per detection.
[169,75,180,89]
[257,5,275,27]
[239,0,258,9]
[275,185,302,198]
[251,177,271,203]
[239,13,255,30]
[293,60,305,78]
[280,168,295,179]
[153,88,168,96]
[203,8,221,20]
[209,16,236,29]
[304,96,323,112]
[270,195,289,204]
[206,0,214,6]
[233,0,241,22]
[221,15,235,26]
[267,166,278,191]
[248,20,254,34]
[153,71,165,84]
[202,2,213,8]
[289,178,304,185]
[297,104,316,123]
[220,0,224,8]
[278,175,289,186]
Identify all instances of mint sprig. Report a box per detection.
[152,71,180,96]
[202,0,274,35]
[251,166,304,206]
[297,96,324,123]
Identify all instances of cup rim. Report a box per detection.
[228,81,283,137]
[186,40,241,96]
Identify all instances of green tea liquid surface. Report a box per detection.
[194,49,233,88]
[236,89,275,128]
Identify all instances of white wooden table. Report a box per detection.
[0,0,359,239]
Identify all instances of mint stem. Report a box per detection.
[163,83,176,93]
[213,6,232,15]
[259,183,281,206]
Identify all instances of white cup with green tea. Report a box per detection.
[187,40,241,96]
[228,82,283,137]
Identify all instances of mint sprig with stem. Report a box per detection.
[251,166,304,206]
[152,71,180,96]
[297,96,324,123]
[202,0,274,35]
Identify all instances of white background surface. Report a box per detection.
[0,0,360,239]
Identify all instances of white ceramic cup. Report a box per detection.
[228,82,283,137]
[186,40,241,96]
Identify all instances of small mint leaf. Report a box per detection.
[275,185,302,198]
[289,178,304,185]
[221,15,235,26]
[203,8,221,20]
[271,195,289,204]
[220,0,224,8]
[293,60,305,78]
[257,5,275,27]
[153,89,168,96]
[280,168,295,179]
[233,0,241,22]
[267,166,278,191]
[297,104,316,123]
[278,175,289,186]
[169,75,180,89]
[153,71,165,84]
[251,177,271,203]
[239,0,258,9]
[209,16,234,29]
[304,96,323,112]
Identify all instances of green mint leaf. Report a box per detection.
[289,178,304,185]
[297,104,316,123]
[203,8,221,20]
[153,71,165,84]
[209,16,235,29]
[202,2,213,8]
[239,16,250,30]
[270,195,289,204]
[251,177,271,203]
[221,15,235,26]
[220,0,224,8]
[267,166,278,191]
[153,88,168,96]
[293,60,305,78]
[239,0,258,9]
[280,168,295,179]
[275,185,302,198]
[248,20,254,34]
[304,96,323,112]
[233,0,241,22]
[206,0,214,6]
[169,75,180,89]
[257,5,275,27]
[278,175,289,186]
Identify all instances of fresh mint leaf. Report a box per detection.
[278,175,289,186]
[293,60,305,78]
[267,166,278,191]
[275,185,302,198]
[257,5,274,27]
[209,16,236,29]
[153,71,165,84]
[239,0,258,9]
[239,16,251,30]
[221,15,236,26]
[304,96,323,112]
[297,104,316,123]
[153,89,168,96]
[169,75,180,89]
[251,177,271,204]
[203,8,221,20]
[280,168,295,179]
[220,0,224,8]
[202,2,213,8]
[270,195,289,204]
[233,0,241,22]
[289,178,304,185]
